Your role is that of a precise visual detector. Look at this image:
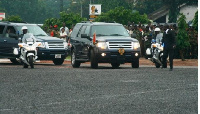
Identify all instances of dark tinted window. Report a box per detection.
[71,24,82,38]
[0,25,5,34]
[78,26,86,37]
[6,26,16,34]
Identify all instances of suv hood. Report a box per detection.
[35,36,64,42]
[96,36,138,42]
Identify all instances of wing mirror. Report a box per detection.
[81,34,92,41]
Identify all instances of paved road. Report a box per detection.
[0,62,198,114]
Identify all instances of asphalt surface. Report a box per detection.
[0,61,198,114]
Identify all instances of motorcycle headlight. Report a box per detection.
[133,42,140,50]
[96,42,107,50]
[37,42,46,48]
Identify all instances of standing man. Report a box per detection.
[60,22,69,35]
[162,24,176,71]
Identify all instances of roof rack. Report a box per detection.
[81,21,92,23]
[0,21,27,24]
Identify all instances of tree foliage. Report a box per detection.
[193,11,198,31]
[2,15,23,22]
[95,7,149,25]
[43,12,87,31]
[177,13,190,60]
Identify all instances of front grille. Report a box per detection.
[46,42,65,49]
[108,41,133,49]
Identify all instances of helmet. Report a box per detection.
[154,27,160,32]
[21,26,28,30]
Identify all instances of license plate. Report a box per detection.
[55,54,61,58]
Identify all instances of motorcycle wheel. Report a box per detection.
[155,63,161,68]
[23,63,28,68]
[28,55,34,68]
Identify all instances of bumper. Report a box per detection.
[37,48,68,60]
[96,50,140,63]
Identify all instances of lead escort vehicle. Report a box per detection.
[0,22,68,65]
[70,22,141,68]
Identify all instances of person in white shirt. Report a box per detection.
[59,27,67,41]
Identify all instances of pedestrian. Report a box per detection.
[59,27,67,41]
[162,24,176,71]
[60,22,69,35]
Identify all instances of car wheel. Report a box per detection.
[53,58,64,65]
[111,63,120,69]
[71,50,80,68]
[132,58,139,68]
[90,49,98,69]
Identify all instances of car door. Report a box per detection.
[76,25,91,59]
[3,26,19,57]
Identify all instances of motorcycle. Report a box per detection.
[146,39,163,68]
[18,33,41,68]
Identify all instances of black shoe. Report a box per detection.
[169,68,173,71]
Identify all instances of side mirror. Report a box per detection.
[131,33,137,38]
[81,34,92,41]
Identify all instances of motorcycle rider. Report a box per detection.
[19,26,36,60]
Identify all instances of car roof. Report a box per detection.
[0,21,38,26]
[77,22,122,26]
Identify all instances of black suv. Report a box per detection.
[70,22,141,68]
[0,22,68,65]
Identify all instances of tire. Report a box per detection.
[10,58,20,65]
[132,58,139,68]
[28,55,34,68]
[90,49,98,69]
[111,63,120,69]
[71,50,80,68]
[53,58,64,65]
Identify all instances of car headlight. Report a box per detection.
[96,42,107,49]
[37,42,46,48]
[133,42,140,50]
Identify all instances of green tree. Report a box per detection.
[43,12,87,33]
[2,15,23,22]
[95,7,149,25]
[193,11,198,31]
[177,13,189,61]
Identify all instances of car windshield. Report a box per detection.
[90,25,129,37]
[16,25,48,36]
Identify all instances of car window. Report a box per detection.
[78,26,86,37]
[16,25,47,36]
[0,25,5,35]
[71,24,82,38]
[85,26,90,35]
[5,26,16,38]
[90,25,129,37]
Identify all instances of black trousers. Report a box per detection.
[162,48,174,69]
